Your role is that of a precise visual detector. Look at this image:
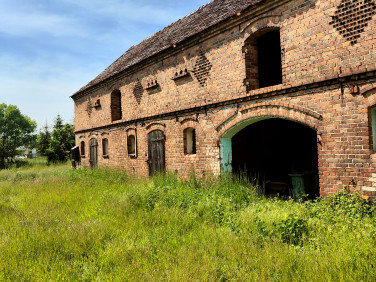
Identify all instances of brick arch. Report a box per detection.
[217,103,322,138]
[125,126,137,132]
[218,103,322,174]
[180,119,198,130]
[362,85,376,107]
[145,126,166,151]
[241,14,282,37]
[145,122,166,131]
[243,17,283,91]
[125,126,137,136]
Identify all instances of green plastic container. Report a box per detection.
[289,174,305,200]
[289,172,316,200]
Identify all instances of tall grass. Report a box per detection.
[1,164,376,280]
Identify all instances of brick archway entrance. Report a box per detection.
[230,118,319,198]
[218,110,321,198]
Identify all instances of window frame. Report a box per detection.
[183,127,196,155]
[102,138,109,158]
[127,134,137,157]
[244,28,283,91]
[80,141,85,157]
[110,89,122,122]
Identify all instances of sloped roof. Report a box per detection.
[73,0,265,96]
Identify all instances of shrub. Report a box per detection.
[330,188,376,219]
[276,215,308,245]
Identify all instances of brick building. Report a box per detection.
[72,0,376,197]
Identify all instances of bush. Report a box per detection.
[330,188,376,219]
[276,215,308,245]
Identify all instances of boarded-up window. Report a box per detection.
[111,89,122,121]
[127,135,136,156]
[183,128,196,155]
[102,138,109,157]
[80,141,85,156]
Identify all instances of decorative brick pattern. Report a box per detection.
[133,81,143,104]
[330,0,376,45]
[217,103,322,136]
[86,99,93,117]
[193,53,212,87]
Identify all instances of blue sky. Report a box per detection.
[0,0,209,130]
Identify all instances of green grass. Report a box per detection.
[1,164,376,280]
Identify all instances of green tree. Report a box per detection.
[0,104,37,169]
[46,115,75,163]
[36,122,51,156]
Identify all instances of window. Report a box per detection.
[111,89,122,121]
[371,107,376,152]
[102,138,109,157]
[80,141,85,157]
[244,29,282,91]
[127,135,136,156]
[184,128,196,155]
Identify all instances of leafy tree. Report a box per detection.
[36,122,51,156]
[46,115,75,163]
[0,104,37,169]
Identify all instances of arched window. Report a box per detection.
[183,127,196,155]
[111,89,122,121]
[102,138,109,157]
[127,135,136,157]
[244,29,282,91]
[80,141,85,157]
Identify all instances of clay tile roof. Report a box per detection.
[73,0,265,96]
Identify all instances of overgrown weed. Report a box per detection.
[1,165,376,280]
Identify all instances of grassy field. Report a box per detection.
[1,161,376,280]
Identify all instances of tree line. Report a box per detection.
[0,103,75,169]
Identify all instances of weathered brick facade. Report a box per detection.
[72,0,376,197]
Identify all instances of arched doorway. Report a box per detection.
[147,130,165,176]
[89,138,98,169]
[221,118,319,198]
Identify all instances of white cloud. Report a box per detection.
[62,0,188,26]
[0,0,210,129]
[0,8,84,37]
[0,54,93,127]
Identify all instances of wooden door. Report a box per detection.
[147,130,165,175]
[89,138,98,169]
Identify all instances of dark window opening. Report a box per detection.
[184,128,196,155]
[80,141,85,157]
[127,135,136,156]
[257,30,282,88]
[102,138,109,157]
[232,119,319,199]
[111,89,122,121]
[244,29,282,91]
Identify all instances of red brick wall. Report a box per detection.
[73,0,376,196]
